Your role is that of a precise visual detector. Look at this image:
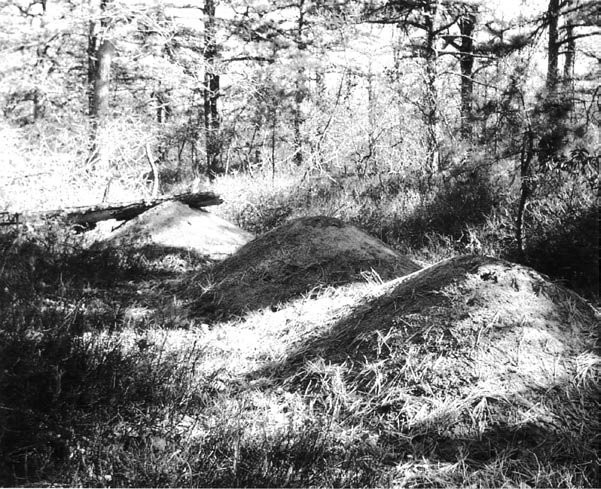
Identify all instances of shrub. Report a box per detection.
[522,202,599,298]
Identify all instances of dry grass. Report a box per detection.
[1,125,599,487]
[190,215,421,320]
[1,220,599,487]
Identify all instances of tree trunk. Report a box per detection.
[87,20,98,117]
[153,90,172,123]
[87,18,97,117]
[90,39,115,168]
[516,129,534,257]
[87,0,110,116]
[563,20,575,115]
[423,1,439,183]
[459,12,475,140]
[366,63,376,173]
[538,0,565,165]
[32,89,43,120]
[88,0,113,168]
[204,0,221,180]
[93,40,115,121]
[546,0,560,94]
[293,0,306,167]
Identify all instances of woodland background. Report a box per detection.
[1,0,599,297]
[0,1,600,487]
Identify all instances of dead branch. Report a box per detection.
[1,191,223,228]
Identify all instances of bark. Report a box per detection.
[546,0,560,94]
[293,0,306,166]
[271,114,277,180]
[87,0,110,115]
[563,20,575,113]
[204,0,221,180]
[563,23,575,81]
[153,90,172,123]
[88,0,113,168]
[538,0,568,164]
[145,143,160,198]
[423,1,439,182]
[7,192,223,229]
[393,28,405,147]
[366,64,376,173]
[516,129,535,257]
[33,89,43,120]
[459,12,475,140]
[89,39,116,167]
[87,19,97,116]
[92,40,115,120]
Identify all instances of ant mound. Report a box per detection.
[91,201,254,259]
[195,215,421,317]
[279,255,600,466]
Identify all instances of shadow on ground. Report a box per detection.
[0,226,214,330]
[0,230,216,483]
[246,255,601,485]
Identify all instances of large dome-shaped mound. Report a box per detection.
[194,216,421,318]
[90,201,254,259]
[275,255,600,464]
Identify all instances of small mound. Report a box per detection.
[92,201,253,259]
[279,255,600,461]
[195,216,421,317]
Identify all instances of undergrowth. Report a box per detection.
[215,164,598,300]
[1,220,599,487]
[0,146,598,487]
[0,227,388,487]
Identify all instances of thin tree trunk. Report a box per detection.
[90,39,115,167]
[88,0,110,116]
[88,0,112,168]
[546,0,560,94]
[563,20,575,116]
[393,27,405,149]
[314,65,327,167]
[271,114,276,181]
[32,90,43,120]
[293,0,305,166]
[423,1,439,183]
[459,12,475,140]
[516,129,534,257]
[366,63,376,172]
[153,90,171,123]
[93,40,115,120]
[204,0,221,180]
[87,18,97,116]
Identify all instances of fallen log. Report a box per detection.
[1,191,223,228]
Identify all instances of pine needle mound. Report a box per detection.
[91,201,254,259]
[195,215,421,318]
[277,255,600,466]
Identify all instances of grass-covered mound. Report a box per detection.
[1,219,599,487]
[194,215,421,318]
[266,255,600,484]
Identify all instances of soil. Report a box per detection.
[88,201,254,259]
[276,254,600,451]
[193,215,422,318]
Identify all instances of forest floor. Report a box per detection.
[0,204,600,488]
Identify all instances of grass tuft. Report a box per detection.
[0,157,599,487]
